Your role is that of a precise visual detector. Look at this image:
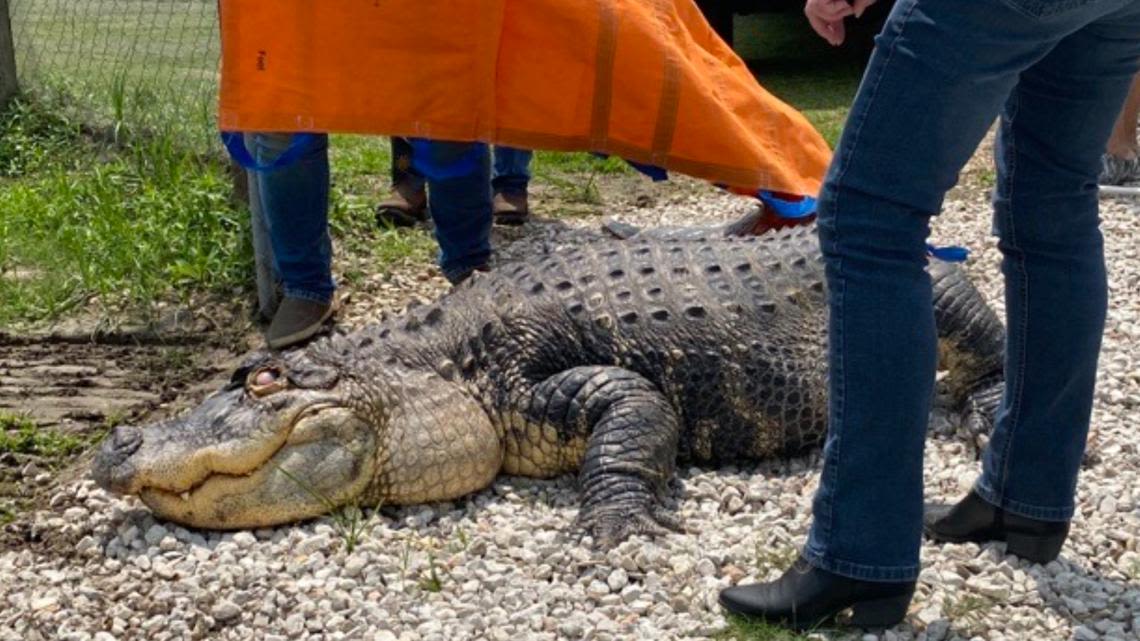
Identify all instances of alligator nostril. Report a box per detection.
[110,425,143,457]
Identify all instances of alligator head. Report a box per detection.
[92,349,376,529]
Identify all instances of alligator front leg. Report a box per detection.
[523,366,683,546]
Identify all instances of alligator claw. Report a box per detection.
[576,505,684,548]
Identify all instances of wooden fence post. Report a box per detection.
[0,0,17,107]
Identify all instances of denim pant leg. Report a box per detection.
[252,133,335,304]
[491,146,533,195]
[800,0,1120,582]
[977,5,1140,522]
[423,141,492,281]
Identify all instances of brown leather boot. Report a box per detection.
[492,191,529,226]
[376,180,428,228]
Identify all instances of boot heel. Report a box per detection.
[1006,531,1066,564]
[848,593,912,628]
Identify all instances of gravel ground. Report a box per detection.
[2,166,1139,641]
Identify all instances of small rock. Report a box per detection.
[620,585,643,604]
[297,532,331,555]
[695,558,716,577]
[926,619,951,641]
[344,555,368,578]
[284,614,305,636]
[212,599,242,623]
[1062,596,1090,616]
[966,575,1011,600]
[586,580,610,598]
[916,605,942,626]
[63,506,88,522]
[231,531,257,548]
[606,568,629,592]
[144,524,169,546]
[558,620,584,639]
[670,557,693,576]
[1073,626,1098,641]
[76,536,100,557]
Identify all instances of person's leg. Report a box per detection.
[1100,72,1140,184]
[491,146,533,225]
[253,132,334,304]
[423,141,493,282]
[722,0,1133,627]
[491,146,533,195]
[251,132,335,348]
[799,0,1088,583]
[378,137,428,227]
[980,3,1140,524]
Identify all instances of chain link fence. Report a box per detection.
[8,0,221,148]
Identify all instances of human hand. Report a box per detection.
[804,0,878,46]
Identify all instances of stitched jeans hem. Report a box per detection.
[801,543,919,583]
[974,478,1074,522]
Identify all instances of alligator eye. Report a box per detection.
[247,366,287,397]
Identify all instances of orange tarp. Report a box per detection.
[217,0,832,199]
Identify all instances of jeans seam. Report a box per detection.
[995,94,1030,508]
[281,288,333,305]
[813,0,919,568]
[974,480,1074,521]
[802,546,919,582]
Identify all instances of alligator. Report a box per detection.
[92,211,1005,545]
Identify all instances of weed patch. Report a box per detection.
[719,615,843,641]
[0,413,89,458]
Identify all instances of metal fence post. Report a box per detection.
[0,0,17,106]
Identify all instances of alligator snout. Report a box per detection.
[91,424,143,493]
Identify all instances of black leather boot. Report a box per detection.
[718,556,915,631]
[924,491,1069,564]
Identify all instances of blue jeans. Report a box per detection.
[252,133,334,304]
[803,0,1140,582]
[390,139,531,280]
[392,138,533,196]
[490,146,534,195]
[415,141,495,281]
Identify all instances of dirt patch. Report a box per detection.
[0,334,249,534]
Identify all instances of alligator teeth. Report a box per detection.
[180,492,191,502]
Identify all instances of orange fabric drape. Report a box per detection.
[218,0,831,199]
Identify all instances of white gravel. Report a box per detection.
[2,166,1139,641]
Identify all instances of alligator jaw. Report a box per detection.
[135,406,376,529]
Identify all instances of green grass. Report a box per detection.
[0,96,251,325]
[11,0,220,147]
[719,615,858,641]
[418,552,446,593]
[719,617,813,641]
[0,502,15,525]
[0,412,89,458]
